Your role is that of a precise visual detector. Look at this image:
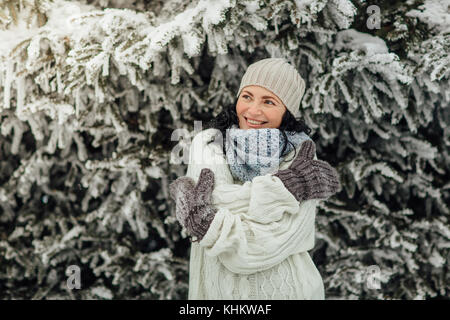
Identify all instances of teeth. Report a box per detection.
[247,119,265,125]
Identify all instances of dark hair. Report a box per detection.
[204,98,312,164]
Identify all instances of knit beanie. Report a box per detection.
[236,58,306,118]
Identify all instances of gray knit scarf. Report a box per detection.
[225,124,312,182]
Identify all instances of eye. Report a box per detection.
[265,100,275,105]
[242,94,251,100]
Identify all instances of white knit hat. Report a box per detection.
[236,58,306,118]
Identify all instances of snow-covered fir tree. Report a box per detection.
[0,0,448,299]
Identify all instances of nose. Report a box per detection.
[247,101,263,115]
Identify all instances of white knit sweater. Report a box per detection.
[185,128,325,300]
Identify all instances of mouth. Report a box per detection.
[244,117,268,127]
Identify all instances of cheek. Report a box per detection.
[266,109,284,124]
[236,101,246,115]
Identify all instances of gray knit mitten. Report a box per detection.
[273,140,341,202]
[169,168,217,242]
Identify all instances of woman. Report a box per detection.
[169,58,341,299]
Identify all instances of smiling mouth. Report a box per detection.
[245,117,268,125]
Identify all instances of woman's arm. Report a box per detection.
[201,175,319,275]
[184,129,319,274]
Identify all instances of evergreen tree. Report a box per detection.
[0,0,448,299]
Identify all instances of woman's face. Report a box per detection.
[236,85,287,129]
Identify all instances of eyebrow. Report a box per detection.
[242,90,281,104]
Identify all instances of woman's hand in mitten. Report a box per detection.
[168,168,217,242]
[273,140,341,202]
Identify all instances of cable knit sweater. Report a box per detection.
[185,128,325,300]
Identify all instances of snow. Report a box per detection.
[2,60,13,110]
[16,98,75,125]
[91,286,113,299]
[326,0,357,29]
[406,0,450,34]
[335,29,388,55]
[0,13,37,55]
[244,0,260,14]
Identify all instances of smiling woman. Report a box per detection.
[236,85,287,129]
[169,58,341,300]
[205,58,312,162]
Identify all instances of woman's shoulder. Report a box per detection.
[189,128,227,166]
[188,128,234,184]
[191,128,225,156]
[192,128,222,146]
